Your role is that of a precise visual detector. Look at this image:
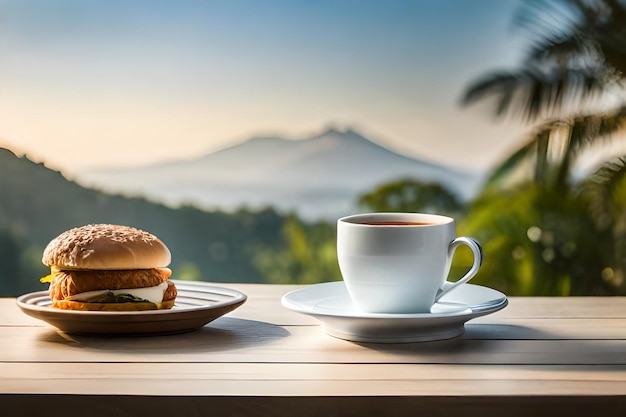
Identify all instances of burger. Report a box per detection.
[40,224,177,311]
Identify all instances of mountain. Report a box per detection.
[77,128,485,220]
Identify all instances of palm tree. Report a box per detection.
[464,0,626,120]
[463,0,626,190]
[459,0,626,295]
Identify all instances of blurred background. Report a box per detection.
[2,0,626,296]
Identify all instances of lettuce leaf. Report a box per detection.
[88,292,152,304]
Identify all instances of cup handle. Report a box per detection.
[434,237,483,302]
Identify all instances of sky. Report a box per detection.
[0,0,530,176]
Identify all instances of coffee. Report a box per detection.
[359,221,434,226]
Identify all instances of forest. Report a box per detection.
[2,0,626,297]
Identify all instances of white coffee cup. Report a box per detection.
[337,212,483,314]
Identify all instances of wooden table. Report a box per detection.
[1,283,626,416]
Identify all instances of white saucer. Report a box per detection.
[281,281,507,343]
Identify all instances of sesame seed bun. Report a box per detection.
[42,224,171,270]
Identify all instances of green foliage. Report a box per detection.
[459,183,617,295]
[579,157,626,291]
[0,228,46,296]
[357,178,463,216]
[254,215,341,285]
[174,262,204,281]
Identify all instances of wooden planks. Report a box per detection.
[2,286,626,417]
[1,318,626,365]
[2,362,626,396]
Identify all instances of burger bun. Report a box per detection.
[42,224,171,270]
[51,299,176,311]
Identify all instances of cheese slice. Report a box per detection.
[67,282,168,303]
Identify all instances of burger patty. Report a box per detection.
[49,268,176,302]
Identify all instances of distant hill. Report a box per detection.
[77,128,485,220]
[0,148,287,296]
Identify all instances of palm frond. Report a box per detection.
[461,66,607,121]
[515,1,586,64]
[485,105,626,190]
[513,0,579,38]
[567,105,626,151]
[585,156,626,188]
[484,134,543,188]
[580,156,626,229]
